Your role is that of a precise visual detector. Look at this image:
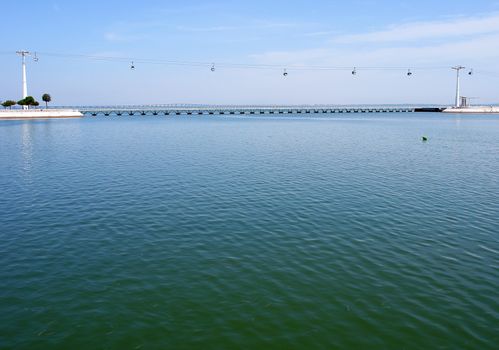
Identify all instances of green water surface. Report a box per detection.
[0,114,498,349]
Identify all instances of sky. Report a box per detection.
[1,0,499,105]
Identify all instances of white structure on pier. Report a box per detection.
[16,50,31,110]
[451,65,466,108]
[442,65,499,113]
[0,50,83,119]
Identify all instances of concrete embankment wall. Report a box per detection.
[442,106,499,113]
[0,109,83,119]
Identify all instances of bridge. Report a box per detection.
[78,105,444,117]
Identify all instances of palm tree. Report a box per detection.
[42,93,52,109]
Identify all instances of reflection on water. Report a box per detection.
[21,122,33,181]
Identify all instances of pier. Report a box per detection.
[0,109,83,120]
[79,105,441,117]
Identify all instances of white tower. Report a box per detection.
[16,50,31,110]
[451,66,465,108]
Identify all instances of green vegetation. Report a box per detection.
[17,96,39,109]
[1,94,52,110]
[42,93,52,109]
[1,100,16,109]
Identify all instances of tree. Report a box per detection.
[42,93,52,109]
[17,99,26,108]
[1,100,16,109]
[17,96,38,109]
[24,96,35,106]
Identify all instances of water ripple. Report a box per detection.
[1,114,498,349]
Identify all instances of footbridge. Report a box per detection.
[78,105,443,117]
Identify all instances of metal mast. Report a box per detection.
[451,66,465,108]
[16,51,31,109]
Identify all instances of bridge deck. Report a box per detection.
[79,106,433,117]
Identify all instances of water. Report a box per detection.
[1,113,498,349]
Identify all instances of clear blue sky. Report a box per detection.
[1,0,499,105]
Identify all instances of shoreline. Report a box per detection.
[0,109,83,120]
[442,106,499,113]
